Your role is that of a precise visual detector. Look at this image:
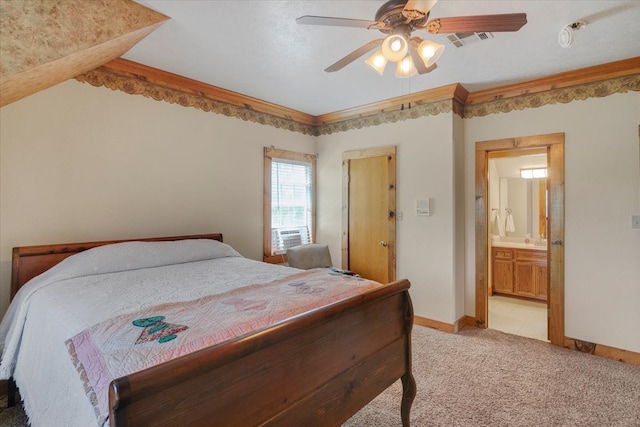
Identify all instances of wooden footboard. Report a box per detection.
[109,279,415,427]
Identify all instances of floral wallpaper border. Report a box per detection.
[316,98,462,136]
[75,68,319,136]
[76,68,639,136]
[464,75,640,119]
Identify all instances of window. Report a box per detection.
[263,147,316,263]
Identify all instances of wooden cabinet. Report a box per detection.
[492,248,514,294]
[492,247,548,301]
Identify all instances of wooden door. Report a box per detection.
[342,146,396,283]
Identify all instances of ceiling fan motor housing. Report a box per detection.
[375,0,430,33]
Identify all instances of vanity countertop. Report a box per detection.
[492,241,547,251]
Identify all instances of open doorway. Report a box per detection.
[488,150,548,341]
[475,133,565,346]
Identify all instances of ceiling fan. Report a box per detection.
[297,0,527,77]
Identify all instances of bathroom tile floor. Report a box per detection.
[488,295,548,342]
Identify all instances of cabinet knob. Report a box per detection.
[380,241,388,247]
[551,240,563,246]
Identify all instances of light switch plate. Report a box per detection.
[633,215,640,229]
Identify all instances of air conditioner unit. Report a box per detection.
[272,226,311,254]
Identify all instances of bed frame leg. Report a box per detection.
[401,372,416,427]
[7,378,17,407]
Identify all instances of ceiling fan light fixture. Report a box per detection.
[365,50,388,75]
[382,34,409,62]
[417,39,444,67]
[395,56,417,78]
[298,3,529,78]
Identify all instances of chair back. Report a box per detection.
[286,244,332,269]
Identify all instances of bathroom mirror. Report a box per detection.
[489,152,547,239]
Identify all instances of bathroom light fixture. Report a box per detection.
[365,33,445,78]
[520,168,547,179]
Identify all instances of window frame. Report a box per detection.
[263,147,317,264]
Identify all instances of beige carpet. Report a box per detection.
[344,326,640,426]
[2,326,639,426]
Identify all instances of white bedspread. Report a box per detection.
[0,239,299,427]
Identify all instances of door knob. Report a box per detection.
[380,241,388,247]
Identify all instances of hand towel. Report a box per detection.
[493,212,505,237]
[506,212,515,233]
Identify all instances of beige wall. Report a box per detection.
[0,80,316,314]
[1,79,638,353]
[316,113,462,324]
[464,92,640,352]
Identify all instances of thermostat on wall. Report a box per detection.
[416,199,431,216]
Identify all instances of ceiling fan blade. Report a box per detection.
[325,39,383,73]
[426,13,527,34]
[296,15,385,30]
[403,0,438,21]
[408,42,437,75]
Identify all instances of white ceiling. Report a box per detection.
[125,1,640,116]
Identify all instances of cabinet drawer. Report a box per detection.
[514,249,547,261]
[493,248,513,260]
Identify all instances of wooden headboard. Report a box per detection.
[10,233,223,300]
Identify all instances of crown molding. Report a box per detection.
[465,56,640,118]
[317,98,457,135]
[316,83,468,135]
[316,83,468,125]
[466,57,640,106]
[465,74,640,118]
[76,59,319,136]
[75,57,640,135]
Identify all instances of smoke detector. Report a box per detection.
[558,21,586,48]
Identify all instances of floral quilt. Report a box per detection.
[65,268,381,424]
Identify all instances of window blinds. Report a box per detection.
[271,159,312,254]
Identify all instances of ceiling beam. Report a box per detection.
[0,0,168,107]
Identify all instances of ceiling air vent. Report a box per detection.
[446,32,493,47]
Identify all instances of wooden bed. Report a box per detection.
[8,233,416,427]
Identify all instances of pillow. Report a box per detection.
[35,239,242,284]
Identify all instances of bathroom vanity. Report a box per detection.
[492,241,548,301]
